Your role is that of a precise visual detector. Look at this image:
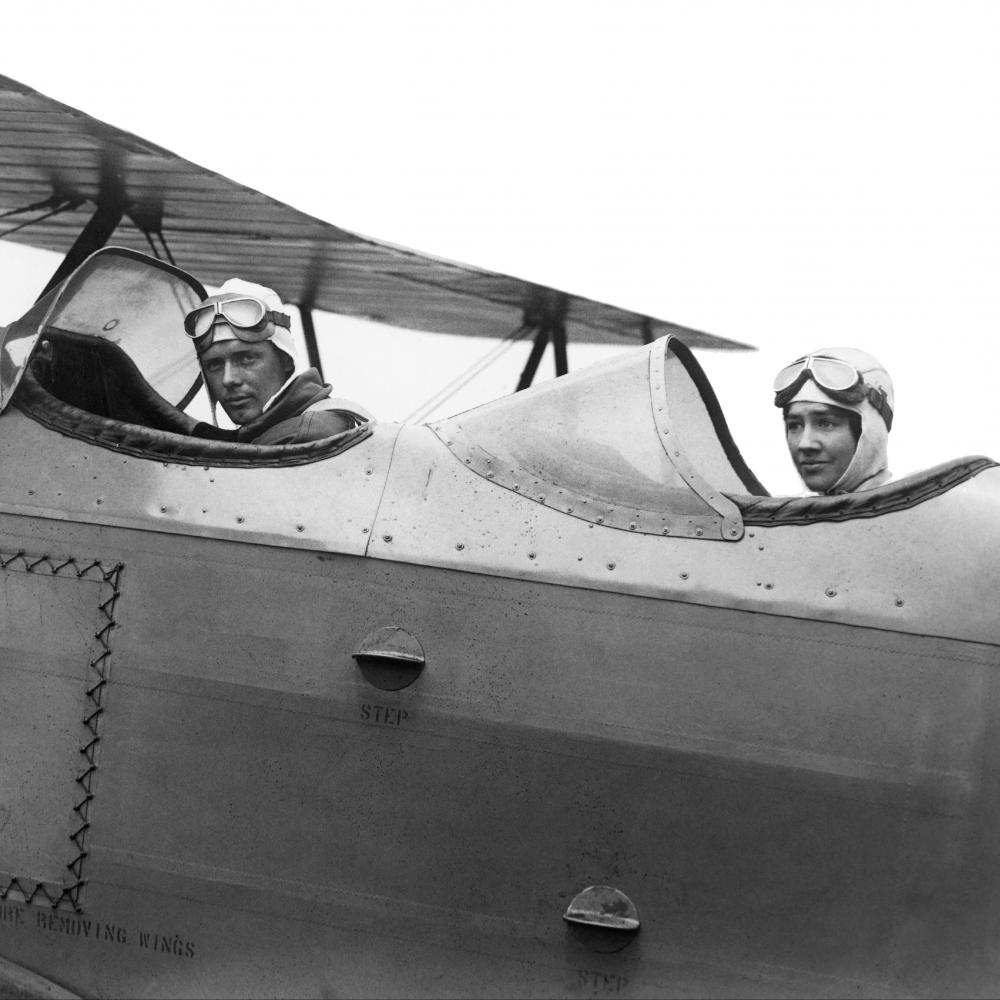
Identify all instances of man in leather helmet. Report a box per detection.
[185,278,371,445]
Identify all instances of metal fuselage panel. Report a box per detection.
[1,510,999,998]
[369,425,1000,646]
[0,406,399,554]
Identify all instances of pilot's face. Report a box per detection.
[783,402,858,493]
[200,338,291,424]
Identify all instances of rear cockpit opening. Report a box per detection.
[1,248,372,467]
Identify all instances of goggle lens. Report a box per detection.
[773,356,860,393]
[219,297,267,330]
[184,296,285,347]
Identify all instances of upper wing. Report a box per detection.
[0,74,752,351]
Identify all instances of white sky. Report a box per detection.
[2,0,999,495]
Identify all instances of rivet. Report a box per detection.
[456,543,465,551]
[749,531,756,538]
[662,526,670,534]
[201,508,208,514]
[695,528,704,537]
[895,598,905,607]
[236,516,245,524]
[383,534,393,543]
[528,552,536,560]
[680,571,689,580]
[513,483,520,491]
[296,525,305,533]
[362,527,370,534]
[365,468,373,476]
[826,588,837,598]
[160,506,168,513]
[607,562,616,571]
[27,489,35,495]
[758,545,765,551]
[596,516,604,524]
[95,498,103,505]
[567,506,573,513]
[629,522,637,531]
[765,582,774,590]
[538,495,546,503]
[487,471,495,479]
[465,458,471,464]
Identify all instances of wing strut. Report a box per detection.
[36,199,122,301]
[515,286,569,391]
[298,305,325,381]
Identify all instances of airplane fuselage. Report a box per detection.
[2,404,999,998]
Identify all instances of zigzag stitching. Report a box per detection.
[0,551,123,912]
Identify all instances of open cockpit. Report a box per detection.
[1,247,371,465]
[0,247,993,520]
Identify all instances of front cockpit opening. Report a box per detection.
[431,334,996,536]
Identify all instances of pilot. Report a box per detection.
[184,279,371,444]
[773,347,894,494]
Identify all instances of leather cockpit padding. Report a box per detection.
[732,456,997,525]
[12,364,372,467]
[32,327,203,435]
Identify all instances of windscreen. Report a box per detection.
[22,247,204,406]
[432,337,759,540]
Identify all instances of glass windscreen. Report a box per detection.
[30,247,204,406]
[433,337,759,539]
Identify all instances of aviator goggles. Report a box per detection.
[773,354,893,430]
[184,296,291,348]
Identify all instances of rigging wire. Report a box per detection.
[0,196,85,239]
[403,323,534,425]
[0,195,64,219]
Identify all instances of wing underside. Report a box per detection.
[0,74,751,351]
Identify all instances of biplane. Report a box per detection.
[1,75,1000,1000]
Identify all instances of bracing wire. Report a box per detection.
[403,323,534,425]
[0,197,85,239]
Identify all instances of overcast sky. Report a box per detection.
[2,0,999,494]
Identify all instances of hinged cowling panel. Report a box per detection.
[0,552,122,912]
